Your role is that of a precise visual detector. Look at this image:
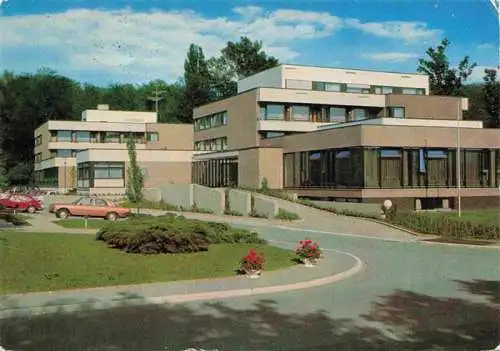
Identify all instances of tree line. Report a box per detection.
[0,37,498,185]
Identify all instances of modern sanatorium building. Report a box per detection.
[34,104,193,194]
[191,64,499,210]
[34,65,499,210]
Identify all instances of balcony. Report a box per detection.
[34,157,77,171]
[258,120,332,133]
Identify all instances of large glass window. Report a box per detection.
[390,107,405,118]
[291,105,310,121]
[346,84,370,94]
[328,107,346,123]
[352,109,366,121]
[57,149,73,157]
[75,131,91,142]
[56,130,72,142]
[147,132,159,142]
[94,162,124,179]
[104,132,120,143]
[402,88,417,95]
[325,83,341,92]
[262,104,285,120]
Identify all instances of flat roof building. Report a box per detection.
[192,64,499,211]
[34,105,193,194]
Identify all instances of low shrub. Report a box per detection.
[121,199,179,211]
[0,211,30,226]
[388,212,500,240]
[224,209,243,216]
[250,210,267,219]
[189,203,214,214]
[96,214,266,254]
[275,208,300,221]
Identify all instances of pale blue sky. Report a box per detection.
[1,0,498,85]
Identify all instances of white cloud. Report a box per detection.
[477,43,495,50]
[0,6,444,84]
[0,7,344,83]
[468,65,499,83]
[346,19,442,42]
[362,52,419,63]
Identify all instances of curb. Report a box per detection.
[0,249,364,317]
[149,249,364,304]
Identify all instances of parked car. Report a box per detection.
[49,196,131,221]
[0,194,43,213]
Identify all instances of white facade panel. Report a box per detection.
[48,120,147,132]
[281,65,429,92]
[193,150,239,160]
[237,66,283,93]
[77,150,194,163]
[82,110,157,123]
[318,117,484,130]
[48,142,147,150]
[258,87,386,107]
[258,120,332,132]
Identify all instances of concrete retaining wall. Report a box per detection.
[311,200,381,217]
[160,184,194,209]
[142,188,162,202]
[193,184,225,215]
[253,195,278,218]
[228,189,252,216]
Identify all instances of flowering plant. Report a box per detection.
[295,239,322,261]
[240,248,266,272]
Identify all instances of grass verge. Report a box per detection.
[0,231,296,294]
[53,219,108,229]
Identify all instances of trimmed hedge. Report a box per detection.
[0,211,30,226]
[387,213,500,240]
[96,214,266,254]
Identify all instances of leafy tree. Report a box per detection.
[207,56,238,99]
[482,69,500,128]
[462,83,489,124]
[417,38,477,96]
[220,37,279,80]
[179,44,212,123]
[125,135,144,204]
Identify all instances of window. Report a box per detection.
[76,197,92,206]
[325,83,341,92]
[104,132,120,143]
[94,162,124,179]
[262,132,285,139]
[427,149,447,159]
[328,107,346,123]
[56,130,72,142]
[309,152,321,160]
[390,107,405,118]
[351,108,366,121]
[291,105,310,121]
[418,149,426,173]
[35,135,42,146]
[195,111,228,131]
[147,132,159,142]
[34,153,42,162]
[402,88,417,95]
[380,149,402,158]
[262,104,285,120]
[346,84,370,94]
[57,149,73,157]
[75,131,91,142]
[382,87,393,94]
[336,150,350,159]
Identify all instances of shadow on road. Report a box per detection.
[1,280,498,350]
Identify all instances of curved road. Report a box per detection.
[1,209,499,350]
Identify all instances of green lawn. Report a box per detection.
[0,231,295,293]
[53,219,109,229]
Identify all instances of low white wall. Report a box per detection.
[193,185,225,215]
[253,195,278,218]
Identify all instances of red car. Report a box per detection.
[0,194,43,213]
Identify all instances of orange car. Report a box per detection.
[49,196,131,221]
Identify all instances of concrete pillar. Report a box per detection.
[415,198,422,210]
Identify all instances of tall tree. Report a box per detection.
[180,44,211,123]
[482,69,500,128]
[417,38,477,96]
[220,37,279,79]
[125,136,144,207]
[207,56,238,99]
